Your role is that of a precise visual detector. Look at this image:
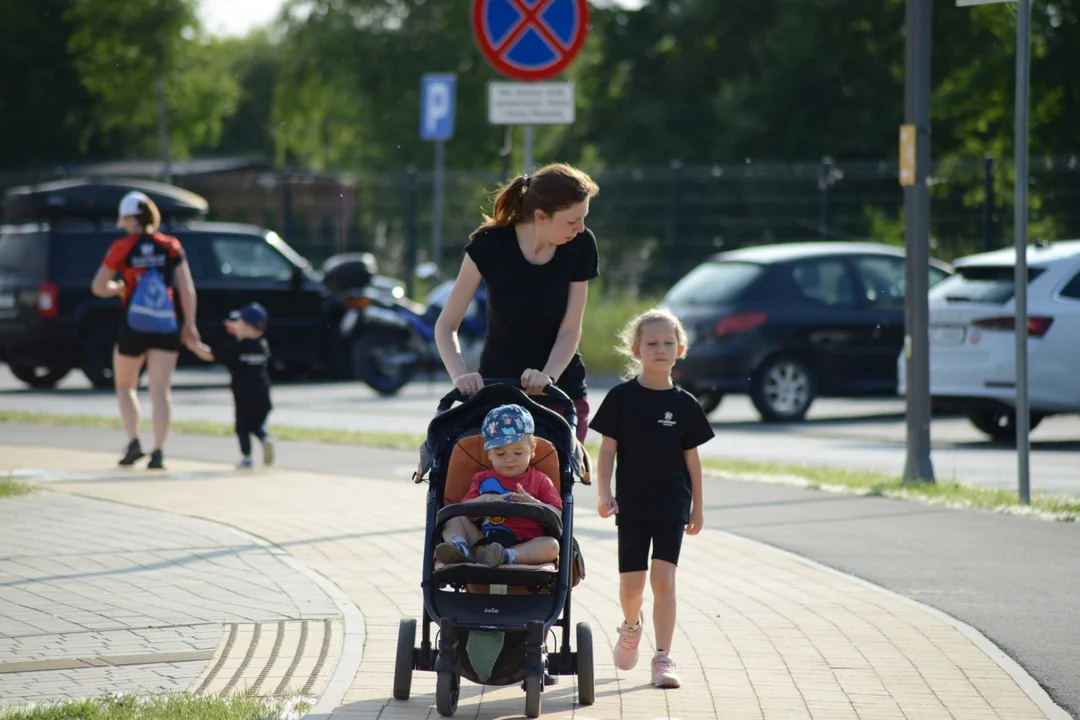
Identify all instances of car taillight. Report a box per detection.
[37,282,58,319]
[971,315,1054,338]
[715,311,768,338]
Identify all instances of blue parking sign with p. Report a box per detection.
[421,74,456,141]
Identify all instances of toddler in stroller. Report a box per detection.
[433,403,562,569]
[394,380,593,718]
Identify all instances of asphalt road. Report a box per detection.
[3,423,1078,717]
[2,364,1078,494]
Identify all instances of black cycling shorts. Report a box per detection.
[617,520,686,573]
[116,322,181,357]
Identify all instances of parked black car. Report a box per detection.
[664,242,953,422]
[0,178,341,388]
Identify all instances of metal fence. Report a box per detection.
[5,154,1080,295]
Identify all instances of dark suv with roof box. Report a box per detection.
[0,178,334,388]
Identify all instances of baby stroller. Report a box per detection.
[394,379,594,718]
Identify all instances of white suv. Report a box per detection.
[898,240,1080,441]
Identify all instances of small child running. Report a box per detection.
[189,302,275,469]
[588,308,715,689]
[434,404,562,567]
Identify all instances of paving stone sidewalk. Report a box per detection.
[0,483,340,706]
[1,444,1069,720]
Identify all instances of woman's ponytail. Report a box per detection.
[470,164,598,239]
[470,175,529,238]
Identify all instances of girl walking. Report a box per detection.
[588,308,715,688]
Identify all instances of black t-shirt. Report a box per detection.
[588,380,715,524]
[212,337,272,399]
[465,225,599,400]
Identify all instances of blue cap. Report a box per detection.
[238,302,268,331]
[482,404,535,450]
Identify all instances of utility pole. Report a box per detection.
[901,0,935,484]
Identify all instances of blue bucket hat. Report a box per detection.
[238,302,268,331]
[482,404,536,450]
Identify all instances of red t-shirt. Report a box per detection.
[462,466,562,542]
[102,232,186,308]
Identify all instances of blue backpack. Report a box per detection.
[127,267,178,334]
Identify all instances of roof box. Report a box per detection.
[3,177,209,223]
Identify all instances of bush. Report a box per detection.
[579,292,660,377]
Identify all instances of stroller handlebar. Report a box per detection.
[437,378,577,429]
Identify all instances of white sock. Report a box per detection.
[506,548,519,564]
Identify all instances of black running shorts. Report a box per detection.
[617,520,686,573]
[116,322,182,357]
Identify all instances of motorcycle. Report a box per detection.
[321,252,408,378]
[352,262,487,395]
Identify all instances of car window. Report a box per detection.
[664,261,765,306]
[930,266,950,287]
[1059,269,1080,300]
[930,264,1045,305]
[787,258,857,308]
[0,228,49,278]
[207,235,293,282]
[853,256,906,308]
[850,255,950,308]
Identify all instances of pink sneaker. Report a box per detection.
[651,651,680,688]
[613,614,643,670]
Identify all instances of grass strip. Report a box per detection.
[0,692,309,720]
[2,409,1075,522]
[0,472,34,498]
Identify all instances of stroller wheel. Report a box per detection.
[576,622,595,706]
[393,618,416,700]
[524,673,542,718]
[436,670,460,716]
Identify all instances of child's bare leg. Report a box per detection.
[441,517,481,544]
[508,537,558,564]
[650,560,677,651]
[619,571,647,627]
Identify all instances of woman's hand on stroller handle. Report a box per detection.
[520,368,552,394]
[452,372,485,395]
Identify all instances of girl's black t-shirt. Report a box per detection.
[588,379,715,524]
[465,225,599,400]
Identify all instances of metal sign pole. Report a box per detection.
[1014,0,1032,504]
[433,139,446,267]
[522,125,535,175]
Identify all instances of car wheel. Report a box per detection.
[966,409,1046,443]
[80,326,118,389]
[696,391,723,415]
[750,354,816,423]
[7,361,71,389]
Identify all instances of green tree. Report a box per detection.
[216,30,280,158]
[65,0,240,159]
[0,0,104,171]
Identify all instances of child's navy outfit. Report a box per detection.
[212,332,273,460]
[588,380,714,573]
[209,304,272,462]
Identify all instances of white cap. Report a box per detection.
[118,191,151,218]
